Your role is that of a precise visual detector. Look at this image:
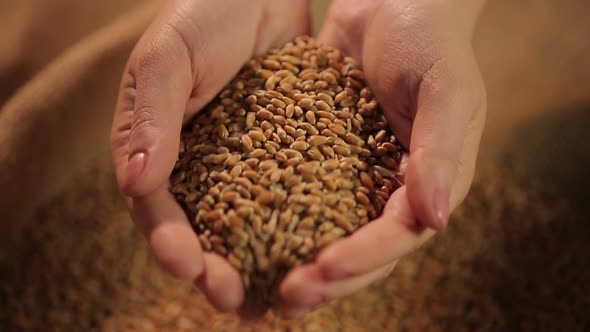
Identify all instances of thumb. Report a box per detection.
[111,24,193,198]
[405,57,486,230]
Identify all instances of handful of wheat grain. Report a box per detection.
[170,36,404,306]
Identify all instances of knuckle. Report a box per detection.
[133,21,196,83]
[134,26,185,74]
[149,227,192,280]
[129,105,158,138]
[135,44,166,74]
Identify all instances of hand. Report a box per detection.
[278,0,487,318]
[110,0,310,312]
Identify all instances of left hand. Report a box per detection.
[277,0,487,319]
[109,0,310,314]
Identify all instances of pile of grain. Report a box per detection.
[169,36,404,304]
[3,162,589,331]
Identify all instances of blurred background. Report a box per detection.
[1,0,589,331]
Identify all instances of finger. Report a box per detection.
[195,253,244,312]
[405,57,486,229]
[252,0,311,55]
[279,261,397,311]
[129,184,204,281]
[316,187,435,281]
[111,21,194,198]
[317,1,379,61]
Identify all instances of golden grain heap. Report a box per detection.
[170,36,404,303]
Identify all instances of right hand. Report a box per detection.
[110,0,310,313]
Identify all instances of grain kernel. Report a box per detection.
[344,132,364,146]
[315,100,331,111]
[322,159,340,171]
[375,129,387,143]
[290,141,310,151]
[248,149,266,158]
[246,131,264,144]
[297,98,315,109]
[328,123,347,136]
[333,145,351,156]
[241,135,253,152]
[246,112,256,129]
[305,110,316,124]
[262,59,281,70]
[256,191,275,205]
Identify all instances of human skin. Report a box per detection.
[110,0,310,312]
[110,0,486,319]
[278,0,487,318]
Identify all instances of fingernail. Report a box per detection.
[124,152,147,189]
[432,188,450,229]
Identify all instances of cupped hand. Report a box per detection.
[110,0,310,312]
[278,0,487,318]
